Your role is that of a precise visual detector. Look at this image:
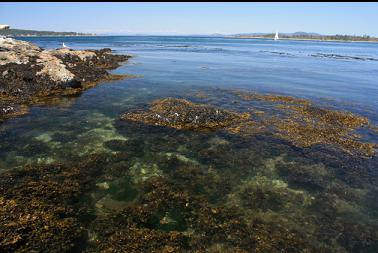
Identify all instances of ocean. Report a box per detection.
[1,36,377,252]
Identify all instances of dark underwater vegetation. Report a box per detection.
[1,36,378,252]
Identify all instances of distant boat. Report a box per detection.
[274,31,279,40]
[62,42,68,48]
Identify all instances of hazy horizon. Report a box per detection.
[1,2,378,37]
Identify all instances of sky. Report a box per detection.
[1,2,378,36]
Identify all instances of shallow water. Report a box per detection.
[1,36,378,252]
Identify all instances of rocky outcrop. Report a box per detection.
[0,37,130,123]
[121,98,251,131]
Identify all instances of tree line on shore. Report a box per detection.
[0,29,93,37]
[238,33,378,42]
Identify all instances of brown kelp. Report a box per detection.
[1,86,378,252]
[86,172,318,252]
[1,135,377,252]
[272,104,375,157]
[121,97,251,131]
[0,155,107,252]
[225,89,377,156]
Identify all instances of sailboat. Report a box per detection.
[274,31,279,40]
[62,42,68,48]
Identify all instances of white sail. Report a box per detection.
[62,42,68,48]
[274,31,279,40]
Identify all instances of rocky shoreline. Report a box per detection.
[0,37,130,124]
[1,38,378,253]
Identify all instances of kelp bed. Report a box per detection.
[231,89,376,157]
[123,89,377,157]
[1,88,378,252]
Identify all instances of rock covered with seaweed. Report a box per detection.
[120,90,377,157]
[0,37,130,123]
[228,89,377,157]
[121,97,252,131]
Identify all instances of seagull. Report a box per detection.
[62,42,69,48]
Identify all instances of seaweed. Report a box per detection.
[86,174,317,253]
[276,162,331,192]
[121,97,251,131]
[273,104,375,157]
[120,90,377,157]
[0,155,106,252]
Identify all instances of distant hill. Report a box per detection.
[231,32,378,42]
[232,32,321,37]
[290,32,321,36]
[0,29,94,37]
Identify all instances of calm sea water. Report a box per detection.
[1,36,378,252]
[22,36,378,109]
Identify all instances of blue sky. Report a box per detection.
[1,2,378,36]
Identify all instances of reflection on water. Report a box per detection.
[0,36,377,252]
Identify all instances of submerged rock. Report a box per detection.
[310,53,378,61]
[129,161,163,184]
[0,102,28,123]
[96,181,110,190]
[95,194,129,215]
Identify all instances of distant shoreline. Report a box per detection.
[9,35,97,38]
[228,36,378,43]
[0,28,96,37]
[5,34,378,43]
